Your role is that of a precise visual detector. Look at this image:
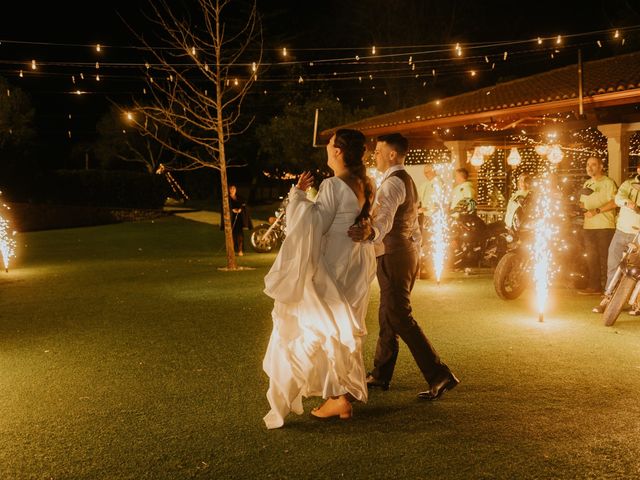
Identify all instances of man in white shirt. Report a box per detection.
[348,133,459,400]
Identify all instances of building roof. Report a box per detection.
[329,51,640,137]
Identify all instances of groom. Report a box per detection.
[348,133,459,400]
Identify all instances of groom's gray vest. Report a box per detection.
[382,169,419,255]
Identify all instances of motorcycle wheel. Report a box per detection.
[602,276,636,327]
[493,251,527,300]
[250,224,277,253]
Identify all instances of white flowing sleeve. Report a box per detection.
[263,179,337,304]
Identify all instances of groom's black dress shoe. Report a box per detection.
[417,372,459,400]
[366,374,389,391]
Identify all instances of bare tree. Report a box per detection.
[128,0,261,270]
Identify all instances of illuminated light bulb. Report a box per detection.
[68,131,72,138]
[435,100,441,105]
[80,73,84,80]
[412,64,416,71]
[470,70,476,77]
[282,47,287,57]
[234,78,239,86]
[503,51,508,60]
[614,29,620,39]
[432,69,436,76]
[75,90,82,95]
[491,62,495,69]
[31,60,37,70]
[191,47,196,55]
[408,56,413,64]
[19,70,23,78]
[547,145,563,164]
[251,62,256,72]
[355,55,360,61]
[126,111,133,121]
[535,144,549,156]
[145,62,150,70]
[369,74,373,80]
[298,76,303,84]
[95,62,100,69]
[556,35,562,44]
[6,89,9,97]
[149,77,154,84]
[484,56,489,63]
[143,87,147,94]
[507,147,522,166]
[96,44,101,52]
[309,62,314,66]
[537,37,542,45]
[383,90,387,95]
[469,147,484,167]
[597,40,602,47]
[372,46,376,54]
[96,75,100,82]
[72,75,76,84]
[622,38,626,46]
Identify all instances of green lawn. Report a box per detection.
[1,216,640,479]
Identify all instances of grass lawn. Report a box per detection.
[1,216,640,479]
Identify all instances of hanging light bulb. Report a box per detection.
[470,147,484,167]
[372,46,376,54]
[191,47,196,55]
[251,62,257,72]
[547,145,564,164]
[507,147,522,166]
[96,44,101,52]
[282,47,288,57]
[614,30,620,39]
[556,35,562,44]
[31,60,37,70]
[537,37,542,45]
[535,144,550,156]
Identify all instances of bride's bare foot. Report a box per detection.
[311,395,352,420]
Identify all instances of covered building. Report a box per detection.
[325,51,640,217]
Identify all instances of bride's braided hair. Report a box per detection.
[333,128,374,225]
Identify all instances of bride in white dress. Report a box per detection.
[262,129,376,429]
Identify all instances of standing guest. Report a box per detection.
[450,167,476,213]
[348,133,459,400]
[578,157,617,295]
[593,165,640,313]
[504,173,532,230]
[225,185,252,256]
[418,164,442,219]
[262,129,376,429]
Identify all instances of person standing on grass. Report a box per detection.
[348,133,459,400]
[578,157,617,295]
[262,129,376,428]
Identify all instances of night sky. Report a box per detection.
[1,0,639,168]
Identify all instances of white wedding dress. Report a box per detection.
[262,176,376,429]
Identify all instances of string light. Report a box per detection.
[556,35,562,44]
[19,70,23,78]
[95,44,101,52]
[537,37,543,45]
[614,30,620,39]
[31,60,37,70]
[372,46,376,54]
[282,47,287,57]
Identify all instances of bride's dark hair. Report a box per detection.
[333,128,374,225]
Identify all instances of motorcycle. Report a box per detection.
[493,196,589,300]
[250,197,287,253]
[419,200,507,279]
[601,229,640,326]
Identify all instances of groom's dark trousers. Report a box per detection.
[371,245,448,385]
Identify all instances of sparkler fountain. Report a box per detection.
[429,163,455,284]
[0,193,16,272]
[531,174,559,322]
